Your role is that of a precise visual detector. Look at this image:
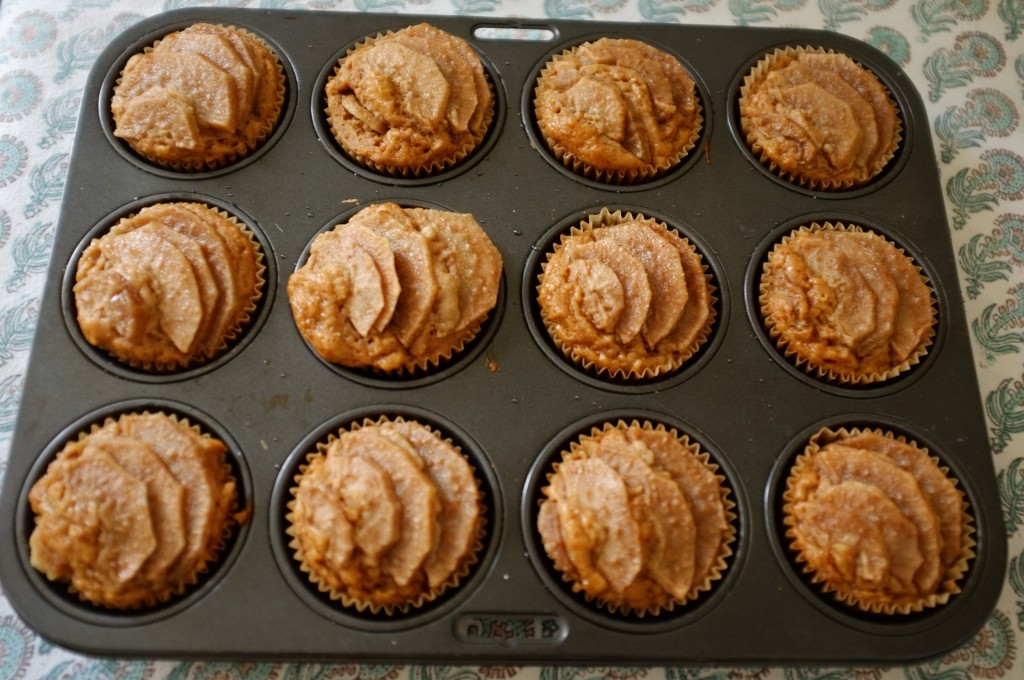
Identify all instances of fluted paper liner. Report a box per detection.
[378,318,487,378]
[781,426,975,615]
[537,208,716,382]
[324,27,495,178]
[538,419,736,617]
[285,416,487,616]
[533,41,703,185]
[28,410,240,610]
[738,46,902,191]
[111,24,286,172]
[757,222,936,385]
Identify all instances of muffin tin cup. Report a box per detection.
[289,198,507,388]
[764,414,984,636]
[98,19,298,179]
[60,192,277,383]
[743,213,947,397]
[312,29,507,186]
[0,8,1006,664]
[521,32,713,192]
[521,409,747,635]
[725,41,915,199]
[13,398,253,627]
[268,404,502,633]
[522,204,728,394]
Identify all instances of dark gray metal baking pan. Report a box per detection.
[0,7,1006,665]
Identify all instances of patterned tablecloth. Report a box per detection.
[0,0,1022,678]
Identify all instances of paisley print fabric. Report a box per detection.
[0,1,1022,678]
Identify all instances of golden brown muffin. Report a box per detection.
[111,22,285,171]
[28,412,240,609]
[533,37,701,184]
[288,202,502,373]
[324,23,494,176]
[537,209,714,380]
[74,202,264,371]
[739,46,900,189]
[538,420,734,615]
[286,417,484,613]
[758,223,935,384]
[783,427,973,614]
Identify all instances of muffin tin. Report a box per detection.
[0,8,1006,664]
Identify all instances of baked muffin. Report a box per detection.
[74,201,264,371]
[739,46,900,189]
[28,412,240,609]
[288,202,502,373]
[111,22,285,170]
[783,427,973,614]
[533,37,701,184]
[758,222,935,384]
[537,420,734,615]
[536,209,714,380]
[286,417,484,613]
[324,23,494,176]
